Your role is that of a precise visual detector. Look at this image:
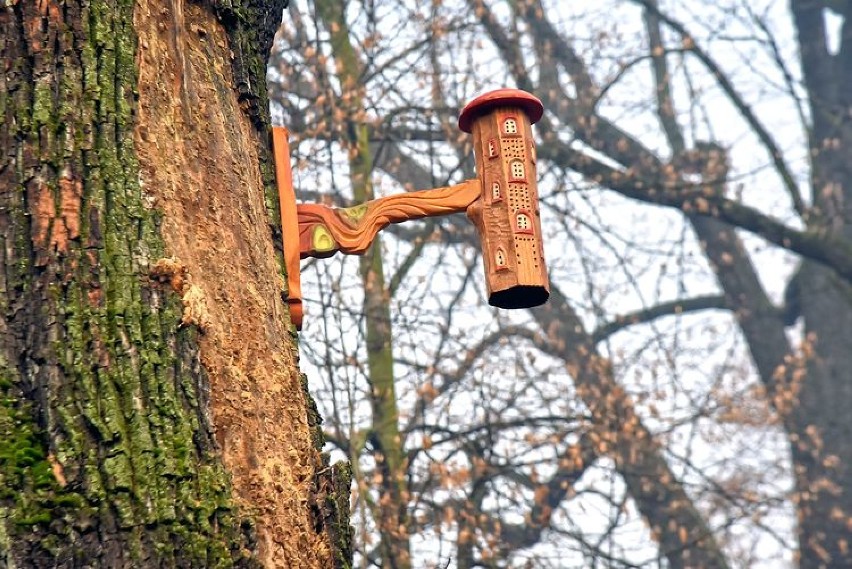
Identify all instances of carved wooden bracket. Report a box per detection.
[273,88,549,330]
[295,180,481,258]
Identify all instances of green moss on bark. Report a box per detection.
[328,461,353,569]
[0,357,81,528]
[0,0,267,565]
[1,0,353,564]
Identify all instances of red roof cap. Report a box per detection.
[458,88,544,133]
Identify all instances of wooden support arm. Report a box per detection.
[272,127,303,329]
[296,180,481,258]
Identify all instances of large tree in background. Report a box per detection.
[274,0,852,567]
[0,1,349,567]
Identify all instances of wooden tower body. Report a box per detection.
[461,92,549,308]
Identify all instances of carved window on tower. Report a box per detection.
[503,117,519,136]
[495,247,508,270]
[515,211,533,234]
[529,140,537,163]
[487,138,498,159]
[491,182,503,202]
[509,159,526,182]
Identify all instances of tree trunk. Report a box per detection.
[0,0,349,567]
[789,3,852,566]
[313,2,411,567]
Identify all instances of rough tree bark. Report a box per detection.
[0,0,350,567]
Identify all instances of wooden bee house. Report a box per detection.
[275,88,550,329]
[459,89,549,309]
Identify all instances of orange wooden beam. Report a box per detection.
[272,127,303,330]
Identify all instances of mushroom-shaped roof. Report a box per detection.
[458,88,544,133]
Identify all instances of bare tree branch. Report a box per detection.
[530,285,731,569]
[643,0,686,152]
[592,295,730,344]
[541,138,852,283]
[630,0,807,217]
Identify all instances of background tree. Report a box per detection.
[0,1,349,567]
[273,0,852,567]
